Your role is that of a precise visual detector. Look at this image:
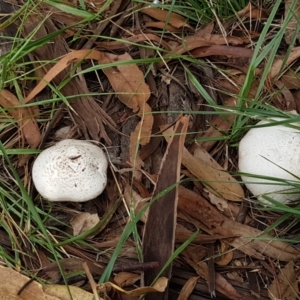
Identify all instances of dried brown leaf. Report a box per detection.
[23,49,104,104]
[215,242,233,266]
[229,223,300,261]
[101,52,153,158]
[104,277,168,296]
[193,147,244,201]
[156,40,214,69]
[226,271,244,283]
[130,103,154,146]
[268,46,300,80]
[285,0,300,44]
[163,123,244,201]
[70,213,100,236]
[177,276,199,300]
[44,284,95,300]
[101,52,150,112]
[194,22,214,36]
[181,146,243,200]
[191,45,253,58]
[21,18,114,144]
[185,34,245,46]
[141,5,191,29]
[156,34,242,68]
[178,186,300,261]
[175,224,237,244]
[182,244,207,262]
[0,89,41,148]
[114,272,141,288]
[139,114,164,160]
[128,105,154,178]
[182,253,244,300]
[274,80,296,110]
[237,2,268,19]
[0,265,59,300]
[207,191,229,211]
[281,69,300,89]
[268,261,299,300]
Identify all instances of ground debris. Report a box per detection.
[1,1,300,300]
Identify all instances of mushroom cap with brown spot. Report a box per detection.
[32,139,108,202]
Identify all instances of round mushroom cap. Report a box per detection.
[32,139,108,202]
[238,119,300,204]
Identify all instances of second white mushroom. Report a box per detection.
[238,118,300,204]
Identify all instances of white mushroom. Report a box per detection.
[32,139,108,202]
[238,118,300,204]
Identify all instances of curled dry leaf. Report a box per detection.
[130,100,153,146]
[0,89,41,148]
[174,40,215,55]
[215,241,233,266]
[103,277,168,297]
[207,190,229,211]
[114,272,141,288]
[70,212,100,236]
[177,276,199,300]
[194,22,214,36]
[268,261,299,300]
[175,223,238,244]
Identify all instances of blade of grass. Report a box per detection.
[151,230,199,285]
[0,141,72,296]
[99,181,184,283]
